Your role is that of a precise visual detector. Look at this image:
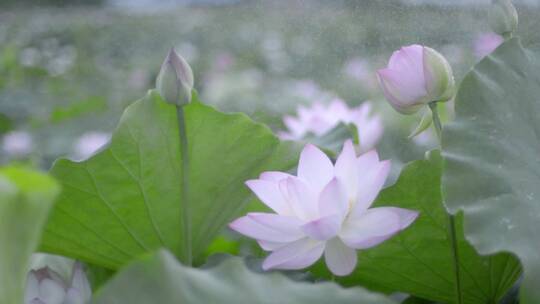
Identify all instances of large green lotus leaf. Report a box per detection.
[0,167,60,304]
[443,37,540,303]
[40,90,300,269]
[311,151,521,304]
[94,249,397,304]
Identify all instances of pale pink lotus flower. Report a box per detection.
[2,130,33,157]
[229,141,418,276]
[279,99,383,152]
[377,45,455,115]
[24,262,91,304]
[73,132,110,160]
[473,32,504,59]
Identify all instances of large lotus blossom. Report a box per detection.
[229,141,418,276]
[377,45,455,115]
[25,262,91,304]
[473,32,504,59]
[279,99,383,152]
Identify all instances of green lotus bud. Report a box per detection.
[489,0,518,37]
[156,48,194,106]
[422,46,455,103]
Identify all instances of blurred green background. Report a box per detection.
[1,0,539,168]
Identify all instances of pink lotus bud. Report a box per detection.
[156,48,194,106]
[377,45,455,115]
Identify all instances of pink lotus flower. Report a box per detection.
[229,141,418,276]
[377,45,455,115]
[279,99,383,152]
[473,32,504,59]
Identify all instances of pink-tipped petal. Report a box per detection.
[262,238,325,271]
[297,144,334,192]
[279,177,318,220]
[334,140,359,200]
[352,159,391,215]
[356,149,380,170]
[377,207,419,230]
[246,179,292,215]
[340,208,401,249]
[324,238,358,276]
[229,213,304,243]
[257,240,288,251]
[318,178,348,217]
[301,214,342,241]
[259,171,292,182]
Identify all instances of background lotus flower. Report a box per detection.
[377,45,455,115]
[229,141,418,276]
[279,99,383,152]
[24,261,91,304]
[2,130,33,157]
[473,32,504,59]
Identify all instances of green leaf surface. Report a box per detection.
[311,151,521,304]
[40,90,300,269]
[443,37,538,303]
[94,250,397,304]
[0,167,59,304]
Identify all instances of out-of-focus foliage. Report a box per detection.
[0,167,59,304]
[444,37,540,304]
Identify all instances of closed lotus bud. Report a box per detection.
[24,262,91,304]
[156,48,194,106]
[377,45,455,115]
[489,0,518,37]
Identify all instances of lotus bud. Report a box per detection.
[377,45,455,115]
[24,262,91,304]
[489,0,518,37]
[156,48,194,106]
